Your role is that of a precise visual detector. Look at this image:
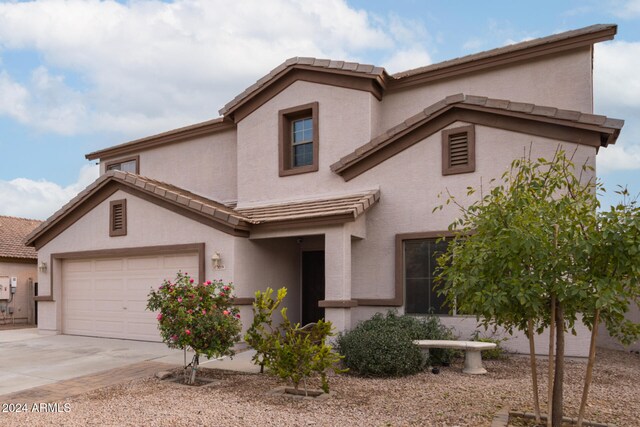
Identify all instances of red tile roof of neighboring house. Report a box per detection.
[0,216,41,260]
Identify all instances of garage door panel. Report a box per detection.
[62,252,198,342]
[127,256,161,270]
[64,260,93,272]
[163,254,199,270]
[95,258,124,271]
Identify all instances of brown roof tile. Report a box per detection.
[219,56,387,116]
[331,94,624,175]
[237,190,380,224]
[392,24,616,80]
[0,216,41,260]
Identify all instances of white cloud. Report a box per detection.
[462,37,484,51]
[0,164,99,220]
[594,41,640,172]
[382,48,432,74]
[611,0,640,17]
[0,0,431,137]
[0,71,29,122]
[597,144,640,174]
[594,41,640,109]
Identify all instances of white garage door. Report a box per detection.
[62,252,199,342]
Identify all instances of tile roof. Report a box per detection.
[25,171,381,246]
[237,190,380,224]
[331,93,624,175]
[392,24,616,80]
[219,57,387,116]
[0,216,41,260]
[85,117,234,161]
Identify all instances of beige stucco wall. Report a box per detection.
[380,47,594,131]
[36,190,239,334]
[236,80,378,206]
[100,128,238,204]
[344,123,596,356]
[0,260,37,325]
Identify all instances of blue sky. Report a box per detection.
[0,0,639,219]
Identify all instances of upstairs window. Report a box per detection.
[279,102,319,176]
[109,199,127,237]
[106,156,139,174]
[442,125,475,175]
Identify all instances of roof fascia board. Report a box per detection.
[334,106,608,181]
[86,119,235,161]
[28,178,250,249]
[226,67,385,123]
[389,27,616,90]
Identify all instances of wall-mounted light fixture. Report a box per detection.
[38,261,48,273]
[211,252,225,270]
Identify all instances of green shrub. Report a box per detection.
[244,287,345,394]
[336,311,456,377]
[471,332,508,360]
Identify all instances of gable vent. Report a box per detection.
[442,125,475,176]
[448,132,469,167]
[110,199,127,237]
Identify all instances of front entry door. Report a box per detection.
[301,251,325,325]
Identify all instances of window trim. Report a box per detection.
[109,199,127,237]
[105,155,140,174]
[442,124,475,176]
[278,102,319,176]
[396,231,455,315]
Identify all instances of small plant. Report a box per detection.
[147,272,242,384]
[336,311,456,377]
[244,287,286,373]
[244,287,344,395]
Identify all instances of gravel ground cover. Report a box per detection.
[4,348,638,427]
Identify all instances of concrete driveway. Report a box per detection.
[0,328,187,396]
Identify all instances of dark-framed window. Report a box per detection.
[278,102,319,176]
[397,232,452,315]
[105,155,140,174]
[109,199,127,237]
[442,125,475,175]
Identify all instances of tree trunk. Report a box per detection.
[577,310,600,427]
[552,302,565,427]
[528,319,541,424]
[189,353,199,385]
[547,295,556,427]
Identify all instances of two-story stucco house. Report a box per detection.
[26,24,625,356]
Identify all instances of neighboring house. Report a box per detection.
[25,24,626,356]
[0,216,42,326]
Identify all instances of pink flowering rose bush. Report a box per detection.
[147,271,242,384]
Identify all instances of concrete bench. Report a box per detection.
[412,340,497,375]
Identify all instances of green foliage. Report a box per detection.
[244,287,344,393]
[147,272,242,382]
[434,148,640,342]
[471,331,507,360]
[434,147,640,423]
[336,311,456,377]
[244,287,287,372]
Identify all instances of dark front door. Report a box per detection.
[301,251,325,325]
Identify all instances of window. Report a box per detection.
[442,125,475,175]
[279,102,319,176]
[109,199,127,237]
[399,234,451,314]
[105,156,139,174]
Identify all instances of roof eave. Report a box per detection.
[389,24,617,90]
[85,118,236,161]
